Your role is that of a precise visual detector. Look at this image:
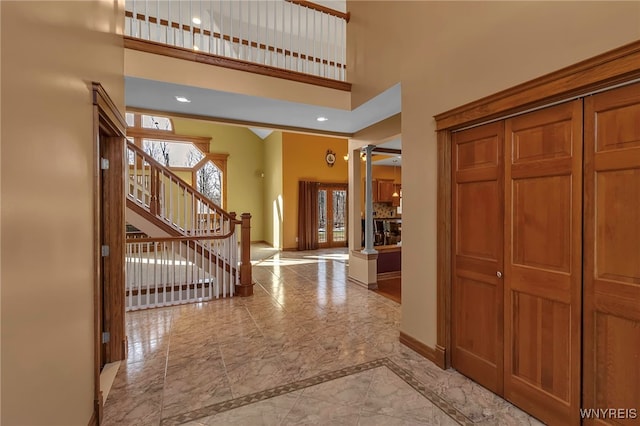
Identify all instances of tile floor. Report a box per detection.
[103,248,543,425]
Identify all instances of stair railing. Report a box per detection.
[124,0,349,81]
[125,232,237,311]
[126,140,233,237]
[126,141,253,310]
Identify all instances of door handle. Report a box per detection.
[497,271,503,278]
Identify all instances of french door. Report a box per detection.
[318,184,348,248]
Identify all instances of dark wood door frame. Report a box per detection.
[92,83,127,424]
[434,40,640,371]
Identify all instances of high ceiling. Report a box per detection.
[125,77,401,136]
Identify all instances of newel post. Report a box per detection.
[237,212,253,297]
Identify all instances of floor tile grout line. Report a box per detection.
[381,358,475,426]
[278,388,303,426]
[159,356,476,426]
[157,310,174,425]
[160,358,387,425]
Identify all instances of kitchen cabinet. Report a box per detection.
[376,179,395,202]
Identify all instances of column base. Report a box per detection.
[236,283,254,297]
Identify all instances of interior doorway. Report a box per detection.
[318,184,348,248]
[92,83,127,423]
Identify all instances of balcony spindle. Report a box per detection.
[289,2,293,71]
[199,0,203,51]
[189,0,193,49]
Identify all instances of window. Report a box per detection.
[126,112,228,208]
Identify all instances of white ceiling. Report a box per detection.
[125,77,401,135]
[371,137,402,166]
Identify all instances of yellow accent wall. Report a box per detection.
[1,1,125,424]
[282,133,349,250]
[347,1,640,348]
[171,119,265,242]
[264,131,283,248]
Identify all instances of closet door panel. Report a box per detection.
[504,100,582,426]
[452,122,504,395]
[584,82,640,425]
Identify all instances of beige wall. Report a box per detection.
[1,1,124,424]
[282,133,348,250]
[125,49,350,111]
[347,1,640,347]
[171,119,266,241]
[263,132,283,248]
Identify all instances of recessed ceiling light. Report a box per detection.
[192,17,201,25]
[316,116,328,122]
[175,96,191,103]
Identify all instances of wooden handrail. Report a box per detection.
[285,0,350,22]
[125,230,238,243]
[126,140,236,221]
[124,10,346,70]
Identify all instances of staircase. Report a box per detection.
[125,140,252,310]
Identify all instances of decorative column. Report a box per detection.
[362,144,377,254]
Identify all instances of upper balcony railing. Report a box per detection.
[125,0,348,82]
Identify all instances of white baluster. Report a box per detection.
[312,8,316,75]
[248,1,252,62]
[257,1,261,63]
[341,16,345,80]
[272,1,276,66]
[289,2,293,71]
[199,0,203,52]
[333,14,337,80]
[167,0,172,45]
[209,0,218,54]
[136,242,142,309]
[215,239,221,298]
[156,0,160,43]
[179,0,183,47]
[222,237,227,298]
[219,0,224,57]
[170,241,175,304]
[143,0,148,39]
[297,5,301,72]
[126,244,132,310]
[207,238,212,299]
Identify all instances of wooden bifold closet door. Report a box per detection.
[451,121,505,395]
[583,82,640,425]
[503,101,583,425]
[452,100,584,425]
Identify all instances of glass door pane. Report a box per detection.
[332,189,347,243]
[318,189,327,244]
